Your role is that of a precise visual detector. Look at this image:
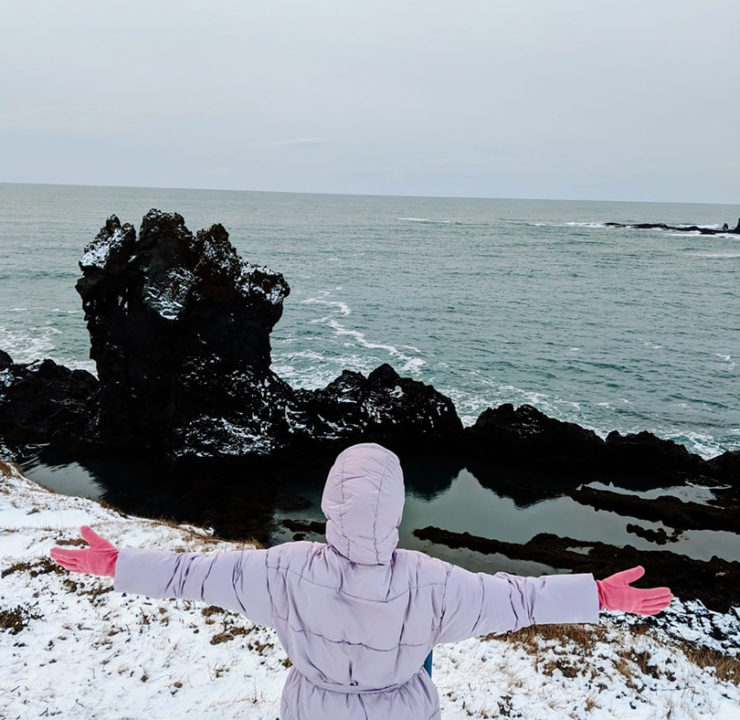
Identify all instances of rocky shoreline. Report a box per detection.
[1,210,737,603]
[1,211,737,479]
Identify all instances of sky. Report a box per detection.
[1,0,738,202]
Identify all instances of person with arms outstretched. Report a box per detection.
[50,442,673,719]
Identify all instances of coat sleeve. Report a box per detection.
[435,566,600,645]
[113,547,274,627]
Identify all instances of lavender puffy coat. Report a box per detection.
[114,443,600,719]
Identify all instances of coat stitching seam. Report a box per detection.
[372,453,393,563]
[265,563,446,602]
[271,616,430,651]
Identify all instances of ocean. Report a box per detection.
[2,182,737,456]
[1,182,738,565]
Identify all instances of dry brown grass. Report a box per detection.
[1,557,66,579]
[54,537,88,547]
[88,496,128,517]
[210,625,252,645]
[0,605,41,634]
[584,692,599,712]
[674,641,740,685]
[486,621,739,689]
[491,622,610,655]
[0,459,22,478]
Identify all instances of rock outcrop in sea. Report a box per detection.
[1,210,461,463]
[604,218,740,235]
[0,209,737,495]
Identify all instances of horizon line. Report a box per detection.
[0,180,737,208]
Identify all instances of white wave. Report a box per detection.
[0,325,63,363]
[565,222,607,228]
[272,351,379,390]
[715,353,732,362]
[278,350,329,362]
[674,431,730,460]
[396,217,459,225]
[296,288,426,376]
[326,319,425,371]
[400,357,426,373]
[64,359,98,377]
[686,251,740,258]
[0,326,98,378]
[300,294,351,316]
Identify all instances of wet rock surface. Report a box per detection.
[0,355,101,453]
[567,486,739,533]
[625,523,683,545]
[461,403,721,486]
[413,527,739,613]
[74,210,293,456]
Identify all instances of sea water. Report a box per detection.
[1,183,738,562]
[2,182,737,457]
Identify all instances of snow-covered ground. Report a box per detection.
[1,458,738,720]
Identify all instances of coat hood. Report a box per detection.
[321,443,405,565]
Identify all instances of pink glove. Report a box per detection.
[49,526,119,577]
[596,565,673,615]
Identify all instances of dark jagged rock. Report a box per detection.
[0,352,101,452]
[413,527,739,613]
[462,403,716,486]
[707,449,740,487]
[602,429,708,481]
[0,211,461,463]
[74,210,293,456]
[463,403,604,475]
[604,218,740,235]
[568,486,740,533]
[626,523,681,545]
[288,364,463,454]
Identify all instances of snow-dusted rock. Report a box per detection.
[1,212,462,464]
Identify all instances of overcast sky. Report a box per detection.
[1,0,738,202]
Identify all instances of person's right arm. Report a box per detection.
[434,565,671,645]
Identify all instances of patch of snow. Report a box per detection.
[237,261,287,306]
[177,416,275,456]
[80,227,128,270]
[143,268,194,321]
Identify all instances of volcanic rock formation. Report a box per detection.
[1,211,461,463]
[0,210,737,491]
